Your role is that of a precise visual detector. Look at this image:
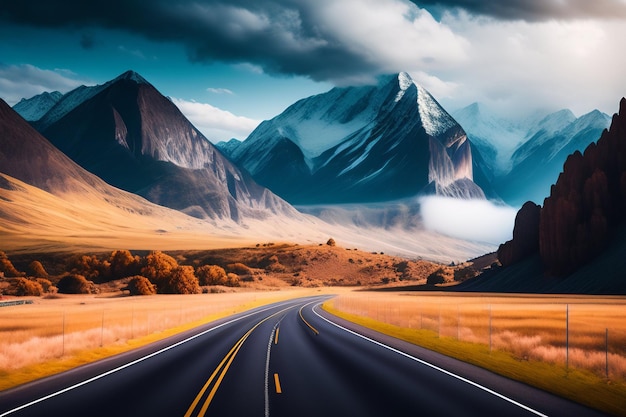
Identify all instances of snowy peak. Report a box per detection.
[113,70,150,85]
[230,72,485,204]
[12,91,62,121]
[415,84,457,137]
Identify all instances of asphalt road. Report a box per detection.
[0,295,609,417]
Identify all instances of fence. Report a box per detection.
[331,292,626,381]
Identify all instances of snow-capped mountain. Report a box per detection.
[227,72,486,204]
[455,102,611,206]
[12,91,62,121]
[452,103,532,176]
[215,138,242,155]
[33,70,300,223]
[497,109,611,206]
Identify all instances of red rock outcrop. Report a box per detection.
[497,201,541,267]
[539,98,626,276]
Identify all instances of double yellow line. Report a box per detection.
[184,307,291,417]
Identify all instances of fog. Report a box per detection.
[419,196,518,245]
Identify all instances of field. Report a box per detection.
[0,289,334,390]
[326,291,626,416]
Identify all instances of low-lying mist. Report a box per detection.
[419,196,518,245]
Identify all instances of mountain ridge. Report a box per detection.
[32,71,300,223]
[226,72,487,204]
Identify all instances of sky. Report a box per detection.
[1,0,626,143]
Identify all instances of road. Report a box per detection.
[0,295,608,417]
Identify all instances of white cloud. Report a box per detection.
[171,97,260,142]
[312,0,469,83]
[0,64,88,105]
[435,12,626,116]
[207,87,234,95]
[419,196,517,245]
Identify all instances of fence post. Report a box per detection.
[101,309,105,347]
[489,304,492,353]
[606,328,609,380]
[62,310,65,357]
[566,304,569,369]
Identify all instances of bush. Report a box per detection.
[326,238,336,247]
[35,278,54,293]
[10,278,43,296]
[426,268,446,285]
[57,274,93,294]
[197,265,229,286]
[125,276,157,296]
[109,250,141,279]
[141,251,178,283]
[160,266,200,294]
[454,266,478,282]
[226,263,252,276]
[70,255,110,281]
[28,261,48,278]
[0,251,24,277]
[226,273,240,287]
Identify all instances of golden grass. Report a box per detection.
[324,291,626,417]
[0,288,332,391]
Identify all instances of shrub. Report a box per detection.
[197,265,229,286]
[10,278,43,296]
[0,252,24,277]
[326,238,336,247]
[109,250,141,279]
[426,268,446,285]
[35,278,54,292]
[454,266,478,282]
[125,276,157,296]
[226,273,240,287]
[226,263,252,275]
[28,261,48,278]
[160,266,200,294]
[70,255,110,281]
[57,274,93,294]
[141,251,178,282]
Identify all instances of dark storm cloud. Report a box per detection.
[413,0,626,21]
[0,0,382,82]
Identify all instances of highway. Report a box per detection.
[0,295,608,416]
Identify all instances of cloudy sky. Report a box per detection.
[1,0,625,142]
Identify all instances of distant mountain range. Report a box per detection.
[454,103,611,206]
[218,72,487,204]
[5,71,494,261]
[18,70,298,223]
[462,98,626,294]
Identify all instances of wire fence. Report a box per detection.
[331,292,626,381]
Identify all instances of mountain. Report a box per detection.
[462,97,626,294]
[496,109,611,206]
[0,97,244,252]
[12,91,62,122]
[227,72,487,204]
[215,138,242,155]
[456,103,611,206]
[34,70,299,223]
[452,103,528,177]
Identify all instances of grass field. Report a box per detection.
[0,289,332,390]
[326,291,626,416]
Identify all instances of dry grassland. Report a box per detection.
[0,289,333,390]
[331,291,626,381]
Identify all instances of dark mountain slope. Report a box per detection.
[38,71,298,222]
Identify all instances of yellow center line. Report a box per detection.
[299,305,319,335]
[274,373,282,394]
[274,327,280,345]
[185,306,294,417]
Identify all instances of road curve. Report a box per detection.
[0,295,608,417]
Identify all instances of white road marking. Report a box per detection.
[312,303,549,417]
[0,299,312,417]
